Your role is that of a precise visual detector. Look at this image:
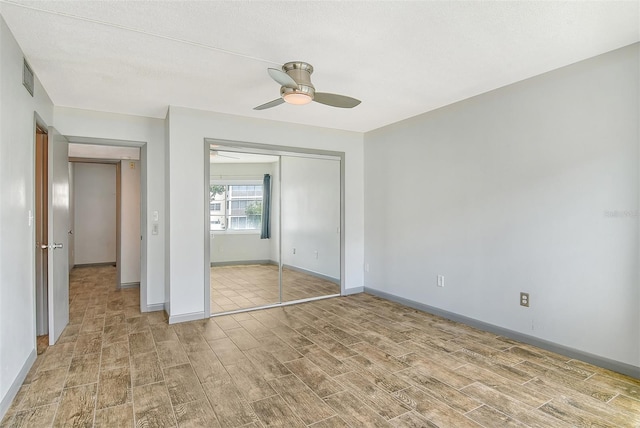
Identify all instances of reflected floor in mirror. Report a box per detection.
[210,264,340,314]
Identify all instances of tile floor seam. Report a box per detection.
[127,329,137,428]
[89,332,103,426]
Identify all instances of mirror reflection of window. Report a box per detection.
[209,184,264,231]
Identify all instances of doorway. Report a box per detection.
[34,124,48,353]
[34,132,147,353]
[205,140,345,317]
[68,144,142,292]
[65,139,147,316]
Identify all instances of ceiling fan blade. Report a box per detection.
[313,92,361,108]
[267,68,298,89]
[253,98,285,110]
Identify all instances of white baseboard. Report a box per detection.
[144,303,164,312]
[73,262,116,268]
[282,264,340,285]
[344,286,363,295]
[169,311,205,324]
[119,282,140,289]
[0,349,36,420]
[211,259,273,267]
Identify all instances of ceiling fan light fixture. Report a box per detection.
[255,62,360,111]
[283,92,312,105]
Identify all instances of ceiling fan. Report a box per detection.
[254,62,361,110]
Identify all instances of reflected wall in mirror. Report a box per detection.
[281,156,340,302]
[209,150,280,313]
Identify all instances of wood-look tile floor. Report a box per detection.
[2,265,639,427]
[211,264,339,313]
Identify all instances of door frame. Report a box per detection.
[56,136,149,312]
[203,138,346,318]
[33,116,49,337]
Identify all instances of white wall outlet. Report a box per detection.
[437,275,445,287]
[365,263,370,272]
[520,292,530,307]
[153,210,159,221]
[152,223,159,235]
[314,250,319,259]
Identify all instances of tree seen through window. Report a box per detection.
[210,184,263,230]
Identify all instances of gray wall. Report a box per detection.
[364,44,639,369]
[0,16,54,415]
[120,160,141,284]
[281,156,341,280]
[165,106,363,322]
[54,107,166,310]
[73,163,117,265]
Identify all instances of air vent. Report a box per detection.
[23,58,34,96]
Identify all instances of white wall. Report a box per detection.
[73,163,117,265]
[364,44,639,370]
[0,16,54,416]
[54,107,165,309]
[121,160,141,284]
[211,234,272,264]
[281,156,341,280]
[167,106,364,321]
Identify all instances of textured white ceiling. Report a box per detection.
[1,1,638,132]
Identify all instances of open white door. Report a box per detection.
[47,127,69,345]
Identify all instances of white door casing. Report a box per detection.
[47,127,69,345]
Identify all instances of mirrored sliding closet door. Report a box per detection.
[208,142,343,316]
[280,155,341,303]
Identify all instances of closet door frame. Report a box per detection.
[203,139,345,318]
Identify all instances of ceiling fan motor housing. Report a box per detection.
[280,61,315,99]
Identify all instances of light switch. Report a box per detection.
[152,223,159,235]
[129,161,135,169]
[153,211,159,222]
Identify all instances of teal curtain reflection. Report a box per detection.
[260,174,271,239]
